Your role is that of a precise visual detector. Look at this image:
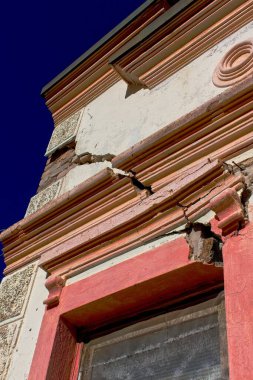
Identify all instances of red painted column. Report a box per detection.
[223,222,253,379]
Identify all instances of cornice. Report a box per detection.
[1,79,251,277]
[43,0,252,124]
[38,161,243,277]
[111,77,253,195]
[43,0,170,124]
[111,0,250,88]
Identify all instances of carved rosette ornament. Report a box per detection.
[213,40,253,87]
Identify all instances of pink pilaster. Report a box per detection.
[223,223,253,379]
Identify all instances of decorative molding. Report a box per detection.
[43,0,169,124]
[25,179,63,217]
[43,275,66,309]
[1,79,253,276]
[42,1,252,124]
[111,77,253,190]
[209,188,245,235]
[0,321,20,380]
[45,110,82,157]
[28,239,224,379]
[0,265,35,324]
[213,40,253,87]
[110,0,251,89]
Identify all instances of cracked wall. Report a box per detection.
[25,22,253,216]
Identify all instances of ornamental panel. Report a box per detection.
[0,265,35,323]
[45,110,82,157]
[213,40,253,87]
[0,322,20,379]
[25,179,63,216]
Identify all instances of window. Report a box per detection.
[79,293,228,379]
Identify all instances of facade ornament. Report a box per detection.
[43,275,66,309]
[25,179,63,217]
[213,40,253,87]
[45,110,82,157]
[209,188,245,235]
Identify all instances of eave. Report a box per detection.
[41,0,252,125]
[41,0,170,96]
[42,0,171,124]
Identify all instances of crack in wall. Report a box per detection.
[73,152,115,165]
[129,170,154,196]
[177,184,223,223]
[109,167,154,197]
[177,202,190,223]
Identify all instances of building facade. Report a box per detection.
[1,0,253,378]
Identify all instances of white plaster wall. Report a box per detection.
[75,22,253,158]
[59,161,110,195]
[6,267,47,380]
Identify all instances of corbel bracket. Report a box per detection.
[209,188,245,236]
[43,275,66,309]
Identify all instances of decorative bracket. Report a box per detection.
[209,188,245,236]
[43,275,66,309]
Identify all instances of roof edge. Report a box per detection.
[41,0,162,96]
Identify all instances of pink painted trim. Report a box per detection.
[29,236,223,379]
[70,343,83,380]
[210,188,245,235]
[43,275,66,309]
[223,223,253,379]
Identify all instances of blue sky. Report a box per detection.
[0,0,144,278]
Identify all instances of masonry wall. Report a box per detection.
[2,12,253,380]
